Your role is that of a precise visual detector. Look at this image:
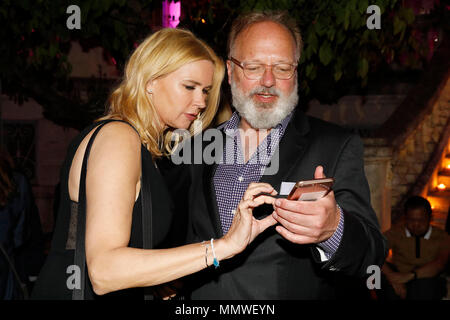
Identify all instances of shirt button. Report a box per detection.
[238,176,244,182]
[232,209,236,215]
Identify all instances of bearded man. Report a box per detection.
[181,11,388,299]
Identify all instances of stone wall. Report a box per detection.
[305,70,450,230]
[389,75,450,220]
[362,139,393,232]
[306,93,406,130]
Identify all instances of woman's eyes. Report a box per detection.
[184,85,210,95]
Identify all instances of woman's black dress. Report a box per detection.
[31,120,176,299]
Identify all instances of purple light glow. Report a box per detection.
[162,0,181,28]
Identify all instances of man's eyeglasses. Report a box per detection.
[229,57,297,80]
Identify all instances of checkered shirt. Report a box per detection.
[214,111,291,234]
[213,111,344,259]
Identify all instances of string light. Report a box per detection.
[437,183,446,190]
[427,197,436,210]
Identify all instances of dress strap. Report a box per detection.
[72,119,131,300]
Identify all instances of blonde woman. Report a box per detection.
[31,28,277,300]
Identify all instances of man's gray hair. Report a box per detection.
[227,11,303,62]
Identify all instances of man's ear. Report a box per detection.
[226,60,232,85]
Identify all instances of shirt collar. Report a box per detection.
[405,226,432,240]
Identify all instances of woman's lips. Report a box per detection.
[184,113,198,121]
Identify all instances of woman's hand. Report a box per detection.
[222,183,277,257]
[151,280,183,300]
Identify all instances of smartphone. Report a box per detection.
[287,178,334,201]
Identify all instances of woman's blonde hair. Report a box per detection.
[100,28,224,157]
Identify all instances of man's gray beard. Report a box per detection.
[231,80,298,129]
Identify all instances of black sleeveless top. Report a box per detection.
[32,120,176,299]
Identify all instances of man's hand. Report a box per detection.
[272,166,340,244]
[391,282,407,299]
[386,271,414,284]
[384,271,414,299]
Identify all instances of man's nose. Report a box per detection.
[260,66,276,87]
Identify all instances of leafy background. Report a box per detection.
[0,0,447,130]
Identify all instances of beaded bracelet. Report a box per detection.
[210,238,219,268]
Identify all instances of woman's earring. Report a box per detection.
[146,89,153,94]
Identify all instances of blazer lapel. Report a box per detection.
[202,162,223,237]
[201,110,310,236]
[259,109,310,192]
[202,127,227,238]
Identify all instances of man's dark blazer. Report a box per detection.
[180,108,388,299]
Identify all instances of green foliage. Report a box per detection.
[0,0,157,129]
[0,0,439,129]
[319,41,333,66]
[183,0,432,104]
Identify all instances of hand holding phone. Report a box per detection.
[287,178,334,201]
